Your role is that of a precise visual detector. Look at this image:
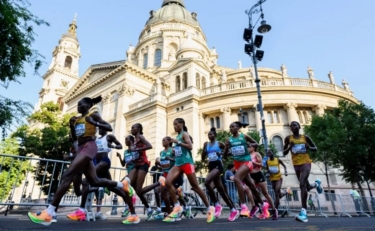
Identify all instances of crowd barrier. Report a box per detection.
[0,154,373,219]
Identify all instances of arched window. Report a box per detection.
[303,111,309,124]
[143,53,148,69]
[64,56,72,69]
[176,76,181,92]
[201,76,206,88]
[215,116,221,129]
[196,73,201,89]
[182,72,188,90]
[272,135,284,155]
[210,118,215,128]
[154,49,162,67]
[57,97,64,111]
[238,112,249,124]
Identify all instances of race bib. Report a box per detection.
[160,160,170,169]
[125,155,133,164]
[231,146,245,156]
[75,124,85,137]
[96,140,105,152]
[174,146,182,157]
[208,152,218,162]
[292,144,306,154]
[132,151,139,160]
[269,166,279,174]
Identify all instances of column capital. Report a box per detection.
[220,107,231,113]
[313,104,327,116]
[117,83,135,96]
[102,92,111,104]
[284,102,298,110]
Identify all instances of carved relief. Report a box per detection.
[102,92,111,103]
[220,107,231,113]
[117,83,135,96]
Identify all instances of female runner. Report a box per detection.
[283,121,322,223]
[27,96,130,226]
[159,118,215,223]
[202,127,239,221]
[223,121,265,218]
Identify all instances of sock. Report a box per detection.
[231,208,237,212]
[117,182,124,188]
[301,208,306,213]
[174,202,180,207]
[46,205,56,216]
[147,207,152,212]
[99,187,103,191]
[125,204,129,209]
[215,202,220,207]
[53,211,57,216]
[156,207,161,212]
[241,203,247,208]
[311,182,317,188]
[79,208,85,212]
[131,213,137,217]
[207,206,211,210]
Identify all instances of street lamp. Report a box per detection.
[243,0,271,150]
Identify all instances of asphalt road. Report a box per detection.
[0,215,374,231]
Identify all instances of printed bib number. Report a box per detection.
[174,146,182,157]
[231,146,245,156]
[125,155,133,164]
[269,166,279,174]
[96,141,105,152]
[160,160,170,169]
[208,152,218,162]
[132,152,139,160]
[75,124,85,137]
[292,144,306,154]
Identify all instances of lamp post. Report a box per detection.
[243,0,271,150]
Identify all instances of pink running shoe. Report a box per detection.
[228,209,239,222]
[67,209,86,221]
[262,202,270,219]
[240,205,250,218]
[214,204,223,218]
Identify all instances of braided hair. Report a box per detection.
[174,118,193,143]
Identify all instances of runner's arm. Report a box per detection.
[107,134,123,149]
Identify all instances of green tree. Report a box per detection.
[0,138,28,201]
[0,0,49,138]
[12,102,73,194]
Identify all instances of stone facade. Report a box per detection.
[33,0,367,196]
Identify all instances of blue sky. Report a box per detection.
[2,0,374,110]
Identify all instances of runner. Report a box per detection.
[223,121,265,218]
[121,124,153,220]
[283,121,323,222]
[248,143,276,220]
[27,96,130,226]
[116,135,138,223]
[202,127,239,221]
[159,118,215,223]
[266,149,288,213]
[66,128,135,222]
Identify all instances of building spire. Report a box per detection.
[67,13,77,37]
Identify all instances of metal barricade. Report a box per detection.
[337,194,370,217]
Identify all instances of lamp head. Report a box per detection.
[257,20,271,34]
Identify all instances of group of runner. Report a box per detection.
[27,96,323,226]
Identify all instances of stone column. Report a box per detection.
[284,102,299,123]
[220,107,231,131]
[101,92,111,121]
[313,104,327,116]
[253,104,262,132]
[199,112,205,147]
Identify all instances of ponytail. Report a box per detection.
[209,127,217,136]
[175,118,193,143]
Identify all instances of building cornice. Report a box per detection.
[42,68,79,80]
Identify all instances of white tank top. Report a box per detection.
[96,135,112,153]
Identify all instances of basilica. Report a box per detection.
[33,0,358,195]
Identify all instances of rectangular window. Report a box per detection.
[143,54,148,69]
[267,112,273,123]
[210,118,215,128]
[273,111,279,123]
[215,116,221,129]
[292,190,299,201]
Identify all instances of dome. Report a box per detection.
[179,33,196,50]
[145,0,199,27]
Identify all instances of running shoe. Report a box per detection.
[104,187,110,196]
[262,203,270,219]
[95,212,107,220]
[146,210,157,221]
[296,209,308,222]
[51,213,57,223]
[240,205,250,218]
[159,176,166,187]
[183,206,193,219]
[214,204,223,218]
[250,206,259,218]
[228,209,239,222]
[122,215,140,224]
[272,209,278,220]
[315,179,323,194]
[154,211,166,220]
[121,208,130,218]
[27,210,52,226]
[67,209,86,221]
[163,205,183,222]
[206,206,215,223]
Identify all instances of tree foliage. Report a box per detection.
[304,100,375,185]
[12,102,73,194]
[0,0,49,87]
[0,138,28,201]
[195,130,277,175]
